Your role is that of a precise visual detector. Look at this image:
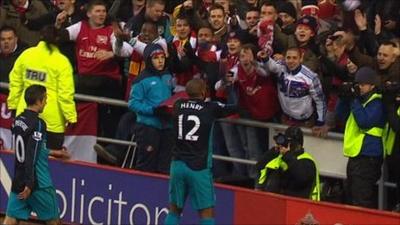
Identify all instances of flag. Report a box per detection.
[0,94,12,151]
[64,103,98,162]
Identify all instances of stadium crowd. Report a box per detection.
[0,0,400,210]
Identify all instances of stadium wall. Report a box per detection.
[1,151,399,225]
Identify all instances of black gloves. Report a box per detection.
[153,106,171,121]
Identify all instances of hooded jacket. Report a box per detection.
[128,44,173,129]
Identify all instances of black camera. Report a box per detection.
[273,133,290,148]
[383,81,400,94]
[383,81,400,103]
[338,82,359,98]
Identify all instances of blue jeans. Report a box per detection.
[237,125,267,179]
[220,122,247,176]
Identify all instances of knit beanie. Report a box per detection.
[297,15,318,34]
[278,2,297,20]
[301,0,319,17]
[227,29,246,43]
[355,67,380,86]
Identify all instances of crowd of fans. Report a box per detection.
[1,0,400,210]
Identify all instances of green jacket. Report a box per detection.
[258,151,320,201]
[343,93,383,157]
[384,106,400,156]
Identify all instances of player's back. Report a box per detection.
[172,99,227,171]
[11,110,52,193]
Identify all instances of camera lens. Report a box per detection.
[274,133,288,147]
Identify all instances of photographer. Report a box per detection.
[255,126,320,201]
[342,67,386,209]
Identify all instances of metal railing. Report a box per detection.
[0,83,344,167]
[0,82,254,165]
[0,82,395,210]
[219,117,344,140]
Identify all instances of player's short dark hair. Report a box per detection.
[380,40,397,48]
[141,21,158,33]
[285,126,304,149]
[87,0,107,12]
[246,7,260,14]
[285,47,303,56]
[25,85,47,106]
[208,3,225,15]
[186,79,207,98]
[40,25,60,48]
[241,43,259,58]
[197,23,213,35]
[260,0,277,10]
[0,25,17,35]
[176,9,190,23]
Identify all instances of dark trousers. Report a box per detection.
[75,75,124,138]
[346,155,383,208]
[387,152,400,206]
[134,123,173,174]
[105,111,136,165]
[46,131,65,150]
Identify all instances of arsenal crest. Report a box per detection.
[96,35,108,44]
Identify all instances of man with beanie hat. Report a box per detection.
[342,66,386,209]
[273,13,321,73]
[297,15,318,35]
[227,29,247,44]
[277,1,297,35]
[223,30,245,69]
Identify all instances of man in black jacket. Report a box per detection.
[0,26,27,93]
[255,126,320,201]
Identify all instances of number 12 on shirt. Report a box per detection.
[178,114,200,141]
